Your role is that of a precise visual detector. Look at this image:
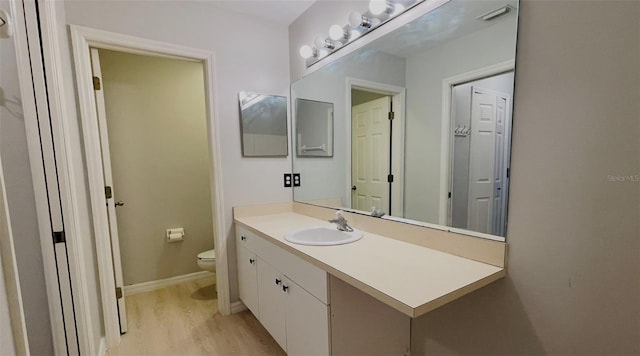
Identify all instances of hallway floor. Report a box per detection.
[106,276,285,356]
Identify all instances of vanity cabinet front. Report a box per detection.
[236,224,330,355]
[236,240,259,317]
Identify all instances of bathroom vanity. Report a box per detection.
[234,202,506,355]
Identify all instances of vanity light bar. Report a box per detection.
[299,0,424,67]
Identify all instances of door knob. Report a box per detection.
[115,201,125,207]
[351,185,357,191]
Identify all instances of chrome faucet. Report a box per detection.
[371,206,385,218]
[329,210,354,232]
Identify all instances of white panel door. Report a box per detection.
[236,245,259,316]
[284,277,330,356]
[467,87,498,234]
[351,96,391,212]
[492,96,508,236]
[90,48,129,333]
[257,258,287,351]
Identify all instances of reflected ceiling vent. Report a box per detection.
[478,5,514,21]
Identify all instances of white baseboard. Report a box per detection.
[230,300,247,314]
[124,271,214,296]
[98,337,106,356]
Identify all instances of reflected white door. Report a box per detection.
[468,87,497,234]
[351,97,391,212]
[467,87,510,235]
[90,48,128,333]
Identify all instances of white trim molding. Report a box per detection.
[123,271,214,296]
[230,300,248,314]
[439,59,515,232]
[69,25,229,348]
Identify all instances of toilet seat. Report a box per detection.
[198,249,216,261]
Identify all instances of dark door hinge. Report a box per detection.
[115,287,123,299]
[105,186,112,199]
[93,76,101,90]
[387,174,394,183]
[388,111,395,121]
[53,230,66,244]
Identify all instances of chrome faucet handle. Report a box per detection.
[329,210,353,232]
[371,206,385,218]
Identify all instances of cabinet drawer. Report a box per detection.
[236,225,257,252]
[255,236,328,304]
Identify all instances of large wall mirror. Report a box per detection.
[291,0,519,240]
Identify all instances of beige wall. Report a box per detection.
[290,0,640,354]
[99,50,214,285]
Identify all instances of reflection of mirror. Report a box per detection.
[291,0,518,240]
[295,98,334,157]
[238,91,288,157]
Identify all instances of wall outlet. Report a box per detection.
[293,173,301,187]
[284,173,292,187]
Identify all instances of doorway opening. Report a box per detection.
[91,48,216,335]
[448,71,514,236]
[70,26,228,348]
[347,78,405,217]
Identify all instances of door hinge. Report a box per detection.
[105,186,112,199]
[115,287,123,299]
[448,191,452,198]
[93,76,101,90]
[387,174,394,183]
[53,230,66,244]
[388,111,395,121]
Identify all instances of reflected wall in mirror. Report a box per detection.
[238,91,288,157]
[291,0,518,240]
[295,99,334,157]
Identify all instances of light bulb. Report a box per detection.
[299,45,316,59]
[329,24,347,41]
[348,11,372,28]
[392,4,406,16]
[369,0,393,15]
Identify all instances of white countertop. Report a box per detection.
[235,212,505,318]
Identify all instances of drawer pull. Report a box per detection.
[249,258,255,264]
[282,285,289,292]
[241,235,246,241]
[275,278,282,285]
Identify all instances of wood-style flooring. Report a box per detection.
[107,277,285,356]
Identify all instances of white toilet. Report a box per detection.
[197,249,216,272]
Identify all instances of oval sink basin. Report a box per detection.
[285,226,363,246]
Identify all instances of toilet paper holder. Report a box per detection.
[166,228,184,243]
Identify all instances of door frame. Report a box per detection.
[439,60,515,228]
[345,78,405,217]
[70,25,229,348]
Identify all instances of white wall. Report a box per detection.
[63,0,292,302]
[290,0,640,354]
[403,17,517,223]
[0,2,54,353]
[291,50,405,205]
[99,50,214,285]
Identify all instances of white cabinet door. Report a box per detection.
[237,244,259,316]
[257,258,287,350]
[284,277,330,356]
